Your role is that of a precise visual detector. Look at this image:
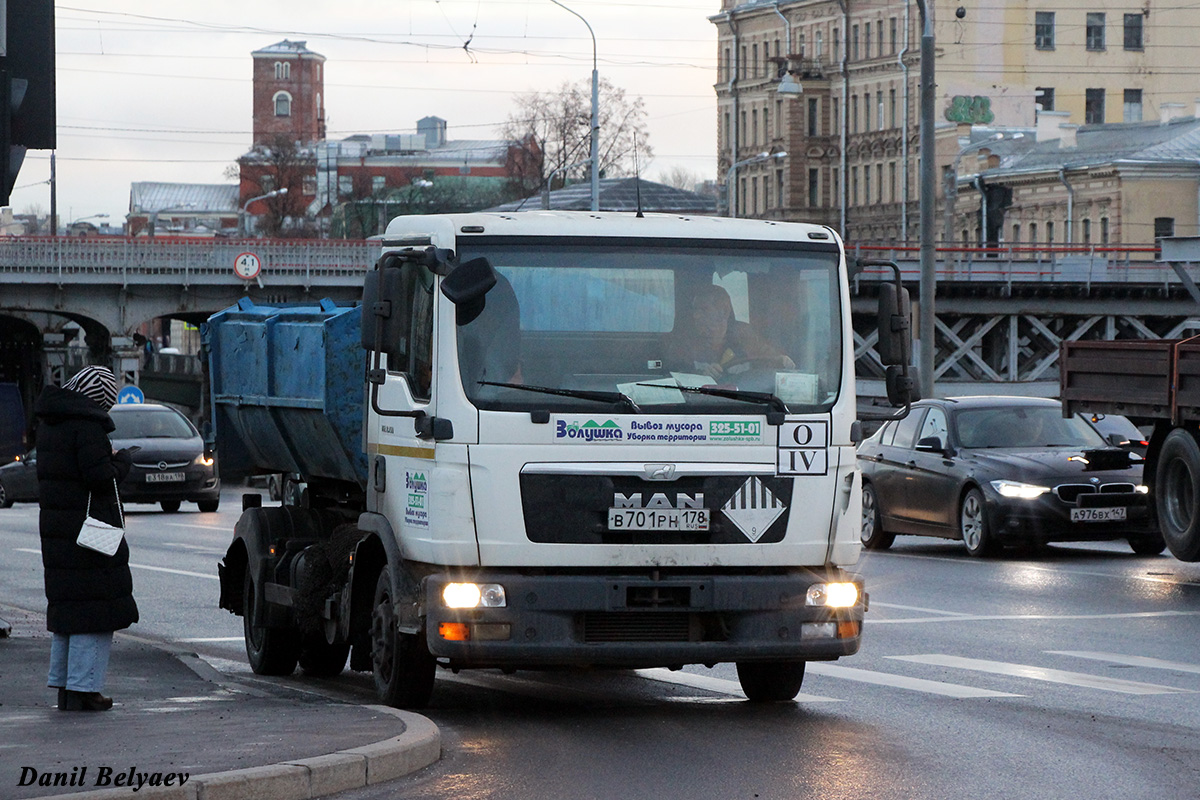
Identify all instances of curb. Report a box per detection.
[33,706,440,800]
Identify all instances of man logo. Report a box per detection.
[643,464,677,481]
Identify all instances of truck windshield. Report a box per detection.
[455,238,844,414]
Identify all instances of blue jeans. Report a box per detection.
[47,632,113,693]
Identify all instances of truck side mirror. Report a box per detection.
[361,253,407,358]
[877,282,912,366]
[441,257,497,326]
[886,364,919,407]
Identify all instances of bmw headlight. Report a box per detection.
[990,480,1049,499]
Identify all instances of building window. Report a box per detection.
[832,97,839,133]
[1036,87,1054,112]
[1013,223,1021,243]
[851,167,859,206]
[817,30,825,60]
[338,175,353,197]
[851,25,859,60]
[876,164,883,203]
[889,161,897,202]
[763,107,770,141]
[864,22,871,59]
[1035,12,1055,50]
[274,61,291,80]
[1086,13,1106,51]
[752,177,759,214]
[864,167,871,205]
[798,32,806,58]
[273,91,292,117]
[851,95,858,133]
[724,112,731,149]
[722,47,731,81]
[752,43,759,79]
[831,167,839,205]
[1124,13,1144,50]
[740,45,747,79]
[863,92,871,132]
[1124,89,1143,122]
[1047,221,1055,245]
[877,93,884,130]
[1030,222,1038,245]
[889,88,897,128]
[740,110,747,145]
[1085,88,1105,124]
[1155,217,1175,240]
[1082,218,1092,244]
[808,97,819,136]
[372,175,386,194]
[1100,217,1109,244]
[809,168,819,207]
[774,100,782,138]
[777,169,785,208]
[752,109,759,145]
[740,178,747,215]
[890,17,898,53]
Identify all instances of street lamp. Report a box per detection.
[915,0,936,400]
[724,151,786,218]
[147,204,196,239]
[551,0,599,212]
[239,188,288,238]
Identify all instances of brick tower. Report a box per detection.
[251,40,326,147]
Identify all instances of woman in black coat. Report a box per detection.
[35,365,137,712]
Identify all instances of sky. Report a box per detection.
[10,1,722,227]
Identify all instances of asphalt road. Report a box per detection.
[4,485,1200,799]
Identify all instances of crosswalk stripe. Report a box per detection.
[889,654,1195,695]
[1047,651,1200,675]
[805,662,1022,698]
[635,668,840,702]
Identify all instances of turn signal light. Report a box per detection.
[438,622,470,641]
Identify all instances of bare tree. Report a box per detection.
[655,165,703,192]
[235,135,315,237]
[501,77,653,193]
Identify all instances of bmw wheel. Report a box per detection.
[961,487,998,557]
[860,483,895,550]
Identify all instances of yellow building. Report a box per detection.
[710,0,1199,243]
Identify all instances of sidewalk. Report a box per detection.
[0,606,440,800]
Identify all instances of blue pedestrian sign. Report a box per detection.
[117,385,145,405]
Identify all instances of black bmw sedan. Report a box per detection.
[857,396,1163,557]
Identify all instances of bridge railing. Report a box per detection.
[0,236,378,287]
[847,243,1172,287]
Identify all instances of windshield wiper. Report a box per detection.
[478,381,641,413]
[637,383,789,415]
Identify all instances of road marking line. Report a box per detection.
[870,610,1200,624]
[805,662,1022,698]
[871,601,972,616]
[867,550,1200,588]
[1048,651,1200,675]
[177,637,244,643]
[636,668,840,702]
[16,547,217,581]
[889,654,1195,695]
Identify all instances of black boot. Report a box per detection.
[61,690,113,712]
[54,687,66,709]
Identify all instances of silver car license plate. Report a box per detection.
[145,472,186,483]
[1070,506,1126,523]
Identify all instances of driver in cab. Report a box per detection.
[666,283,794,380]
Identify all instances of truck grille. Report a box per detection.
[581,612,695,643]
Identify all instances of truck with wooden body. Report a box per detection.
[208,211,913,707]
[1061,338,1200,561]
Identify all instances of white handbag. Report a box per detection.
[76,479,125,557]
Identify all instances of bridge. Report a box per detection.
[2,235,1199,436]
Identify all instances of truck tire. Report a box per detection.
[1155,429,1200,561]
[243,570,300,676]
[299,639,351,678]
[1128,534,1166,556]
[736,661,807,702]
[370,569,436,709]
[860,483,895,550]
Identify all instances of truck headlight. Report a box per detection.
[806,582,859,608]
[990,480,1049,499]
[442,583,507,609]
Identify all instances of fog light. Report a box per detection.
[1136,485,1149,494]
[439,622,470,641]
[837,620,861,639]
[806,582,859,608]
[802,622,837,639]
[443,582,508,609]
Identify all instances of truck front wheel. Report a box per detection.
[243,570,300,676]
[1155,429,1200,561]
[370,569,436,709]
[736,661,807,702]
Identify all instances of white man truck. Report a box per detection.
[210,211,913,707]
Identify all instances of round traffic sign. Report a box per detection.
[116,385,145,405]
[234,252,262,280]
